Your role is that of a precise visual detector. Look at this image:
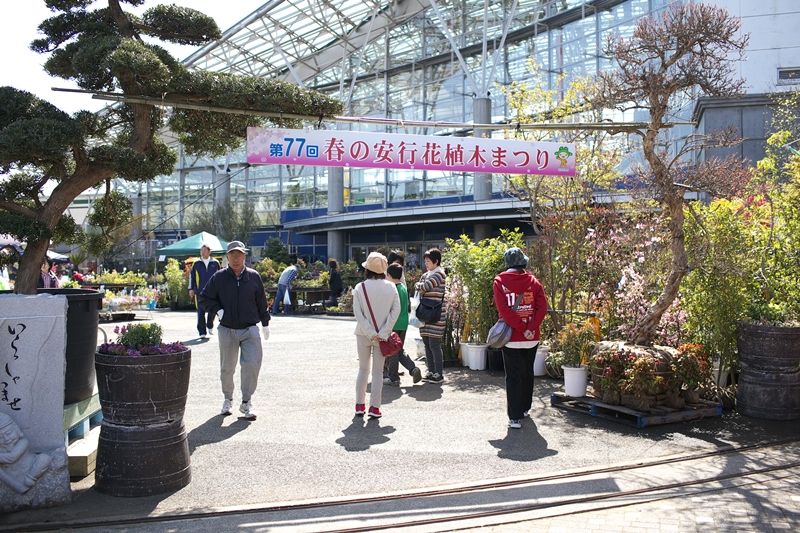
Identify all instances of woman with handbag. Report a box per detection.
[352,252,401,419]
[414,248,447,384]
[493,247,548,429]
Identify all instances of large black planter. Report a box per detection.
[737,321,800,373]
[94,348,192,497]
[95,349,192,425]
[736,368,800,420]
[95,419,191,497]
[736,322,800,420]
[2,288,103,404]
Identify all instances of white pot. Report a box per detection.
[460,342,470,367]
[713,364,730,387]
[465,343,488,370]
[562,365,588,397]
[534,345,549,376]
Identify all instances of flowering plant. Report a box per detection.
[590,348,636,395]
[98,323,186,356]
[620,353,664,397]
[670,343,712,391]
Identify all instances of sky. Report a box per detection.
[0,1,256,114]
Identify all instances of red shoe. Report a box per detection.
[355,404,366,416]
[368,406,382,419]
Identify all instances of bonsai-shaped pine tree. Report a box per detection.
[593,3,751,345]
[0,1,343,294]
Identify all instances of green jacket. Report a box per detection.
[393,282,409,331]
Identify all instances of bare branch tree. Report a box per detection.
[594,3,751,345]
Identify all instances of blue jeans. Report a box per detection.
[272,283,291,314]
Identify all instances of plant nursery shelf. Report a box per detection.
[550,392,722,428]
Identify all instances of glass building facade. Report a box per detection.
[100,0,794,264]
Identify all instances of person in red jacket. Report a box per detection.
[493,247,548,429]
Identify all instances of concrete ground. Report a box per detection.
[1,309,798,532]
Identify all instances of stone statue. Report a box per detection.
[0,412,51,494]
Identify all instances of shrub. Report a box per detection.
[556,318,602,367]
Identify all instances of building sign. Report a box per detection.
[247,128,575,176]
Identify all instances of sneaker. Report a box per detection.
[368,406,382,419]
[200,333,208,339]
[523,410,530,418]
[423,372,434,381]
[424,373,444,383]
[509,419,521,429]
[221,399,233,416]
[355,404,366,416]
[412,367,422,384]
[207,329,214,336]
[240,400,257,420]
[383,378,400,386]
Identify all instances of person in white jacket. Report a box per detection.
[352,252,401,419]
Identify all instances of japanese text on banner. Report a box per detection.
[247,128,575,177]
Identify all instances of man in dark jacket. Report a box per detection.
[188,243,221,338]
[198,240,271,420]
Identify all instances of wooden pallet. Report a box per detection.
[550,392,722,428]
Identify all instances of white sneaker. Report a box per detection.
[240,400,257,420]
[200,333,208,339]
[508,419,521,429]
[207,329,214,336]
[523,410,530,418]
[221,399,233,415]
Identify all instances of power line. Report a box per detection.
[85,165,249,262]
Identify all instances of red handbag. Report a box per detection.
[362,284,403,357]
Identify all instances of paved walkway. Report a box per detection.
[1,311,798,532]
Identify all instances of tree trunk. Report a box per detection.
[13,159,114,294]
[14,239,50,295]
[630,194,689,345]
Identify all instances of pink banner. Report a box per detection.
[247,128,575,176]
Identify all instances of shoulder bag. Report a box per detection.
[416,296,443,324]
[486,293,523,348]
[362,284,403,357]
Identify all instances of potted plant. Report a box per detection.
[589,347,633,405]
[557,319,601,397]
[443,229,526,370]
[94,323,191,497]
[670,343,713,404]
[619,353,665,412]
[164,258,192,311]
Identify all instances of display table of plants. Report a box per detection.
[549,338,724,428]
[94,323,192,497]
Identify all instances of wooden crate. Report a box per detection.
[550,392,722,428]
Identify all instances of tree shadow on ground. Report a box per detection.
[187,415,251,454]
[335,418,396,451]
[444,367,506,395]
[535,375,799,450]
[488,419,558,461]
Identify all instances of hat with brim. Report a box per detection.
[504,247,528,269]
[362,252,388,274]
[226,241,248,254]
